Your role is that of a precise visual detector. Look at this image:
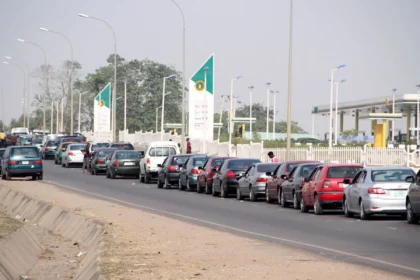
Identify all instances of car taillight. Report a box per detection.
[113,161,119,167]
[169,165,177,171]
[8,161,16,165]
[323,181,331,188]
[34,160,42,164]
[96,160,105,164]
[68,152,75,156]
[147,158,151,164]
[191,168,200,174]
[226,170,235,179]
[368,188,386,194]
[256,177,268,182]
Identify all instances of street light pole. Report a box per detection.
[392,88,396,142]
[61,98,64,132]
[78,92,87,133]
[228,76,243,156]
[334,79,346,145]
[169,0,186,151]
[124,80,127,142]
[248,86,254,140]
[217,95,226,141]
[272,90,279,140]
[2,61,26,127]
[161,74,176,140]
[17,38,47,135]
[285,0,294,160]
[156,106,162,133]
[329,64,346,149]
[51,102,54,132]
[78,13,117,142]
[417,85,420,145]
[1,89,3,131]
[56,100,59,134]
[265,82,271,139]
[40,27,75,135]
[203,67,209,153]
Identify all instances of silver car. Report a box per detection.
[343,166,415,220]
[62,143,87,168]
[237,163,280,201]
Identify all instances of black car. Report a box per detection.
[212,158,261,198]
[90,148,117,175]
[106,150,143,179]
[157,154,192,188]
[107,142,134,150]
[406,171,420,224]
[278,162,321,209]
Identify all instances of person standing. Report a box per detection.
[0,130,6,148]
[186,138,192,154]
[267,151,279,163]
[11,133,17,146]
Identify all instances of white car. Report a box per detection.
[140,141,179,183]
[62,143,87,168]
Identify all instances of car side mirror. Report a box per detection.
[303,177,309,183]
[343,179,351,184]
[405,176,415,183]
[280,174,288,180]
[265,172,272,176]
[198,166,203,170]
[157,164,162,168]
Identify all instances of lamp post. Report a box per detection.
[265,82,271,139]
[17,38,47,135]
[417,85,420,145]
[217,95,226,141]
[78,13,117,141]
[40,27,75,135]
[329,64,346,149]
[271,90,280,140]
[2,61,26,127]
[1,89,3,131]
[60,97,64,132]
[285,0,294,160]
[156,106,162,133]
[78,92,87,133]
[123,80,127,142]
[5,56,30,128]
[161,74,176,140]
[228,76,243,156]
[203,67,209,153]
[248,86,254,140]
[333,79,346,145]
[56,100,59,133]
[51,101,54,132]
[169,0,186,151]
[392,88,396,142]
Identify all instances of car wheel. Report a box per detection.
[144,173,150,184]
[110,169,116,179]
[157,178,164,189]
[32,175,37,181]
[212,182,218,196]
[343,197,354,218]
[178,178,184,190]
[280,190,288,208]
[197,181,203,193]
[38,173,43,180]
[205,181,211,194]
[359,200,370,220]
[186,178,191,192]
[249,186,257,202]
[277,188,282,205]
[265,186,273,203]
[140,169,145,182]
[165,178,171,189]
[407,200,420,224]
[220,183,227,198]
[293,191,300,210]
[300,197,309,213]
[314,195,323,215]
[236,186,243,200]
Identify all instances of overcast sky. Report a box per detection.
[1,0,419,136]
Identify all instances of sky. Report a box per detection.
[0,0,420,137]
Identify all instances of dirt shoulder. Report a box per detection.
[0,211,22,240]
[1,180,412,280]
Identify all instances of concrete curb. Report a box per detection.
[0,187,105,280]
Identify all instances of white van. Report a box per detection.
[11,127,29,135]
[140,141,179,183]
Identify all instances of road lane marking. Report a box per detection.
[46,180,420,275]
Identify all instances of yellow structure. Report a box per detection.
[373,122,387,148]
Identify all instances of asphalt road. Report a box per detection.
[42,161,420,279]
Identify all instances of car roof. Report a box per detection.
[226,158,260,162]
[61,141,77,145]
[365,166,413,171]
[255,162,279,166]
[321,163,364,168]
[284,160,319,164]
[95,147,117,151]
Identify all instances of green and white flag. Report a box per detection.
[188,54,214,140]
[94,83,111,132]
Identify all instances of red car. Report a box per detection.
[301,164,363,215]
[265,161,318,204]
[197,157,234,194]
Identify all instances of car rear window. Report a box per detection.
[299,165,318,178]
[372,169,415,182]
[92,143,110,149]
[11,147,39,158]
[63,138,82,143]
[116,151,141,159]
[172,156,189,165]
[149,147,176,157]
[257,164,278,173]
[97,150,115,158]
[111,143,134,150]
[47,141,59,147]
[70,144,86,151]
[227,159,261,170]
[212,158,227,167]
[192,157,207,167]
[327,166,362,178]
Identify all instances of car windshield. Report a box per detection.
[227,159,261,170]
[70,144,86,151]
[212,158,228,167]
[33,139,42,144]
[257,164,278,173]
[47,141,59,147]
[327,166,362,178]
[192,157,207,167]
[111,143,134,150]
[372,169,415,182]
[115,151,141,159]
[97,150,115,158]
[299,165,319,178]
[11,147,39,158]
[149,147,176,157]
[172,156,190,165]
[93,143,110,149]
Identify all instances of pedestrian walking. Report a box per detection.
[267,151,279,163]
[186,138,192,154]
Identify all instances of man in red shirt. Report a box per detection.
[186,138,191,154]
[11,134,18,146]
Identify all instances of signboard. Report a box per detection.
[188,54,214,140]
[94,83,111,132]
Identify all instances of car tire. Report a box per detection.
[197,181,203,193]
[140,169,145,183]
[265,186,273,204]
[343,197,354,218]
[293,191,300,210]
[280,190,288,208]
[157,178,164,189]
[249,186,257,202]
[204,181,211,194]
[110,169,116,179]
[236,186,243,200]
[178,178,184,190]
[277,188,282,206]
[300,197,309,213]
[145,173,150,184]
[212,183,218,196]
[165,178,171,189]
[359,200,370,220]
[407,200,420,224]
[220,183,227,198]
[314,195,323,215]
[38,173,43,180]
[186,178,191,192]
[32,175,37,181]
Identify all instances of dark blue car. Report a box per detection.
[1,146,43,180]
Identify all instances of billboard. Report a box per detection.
[94,83,111,132]
[188,54,214,140]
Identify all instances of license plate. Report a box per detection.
[392,191,406,197]
[22,161,29,164]
[124,162,135,166]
